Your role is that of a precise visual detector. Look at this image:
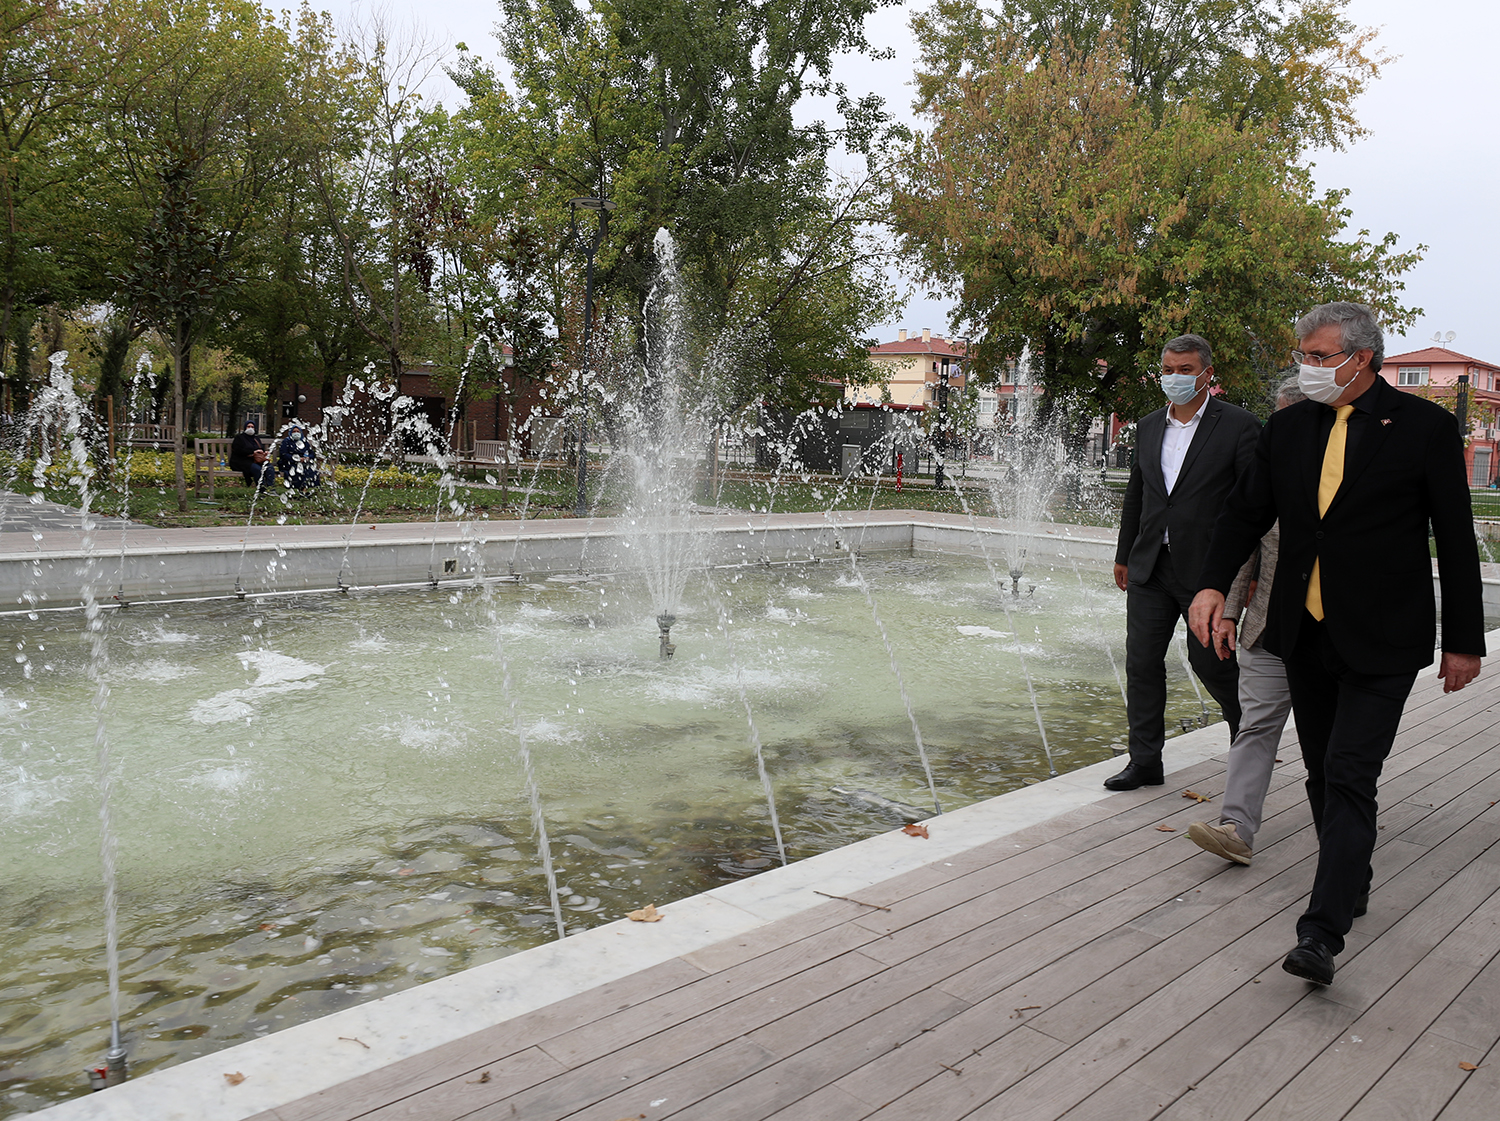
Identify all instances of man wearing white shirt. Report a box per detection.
[1106,335,1262,790]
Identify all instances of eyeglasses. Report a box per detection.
[1291,349,1348,367]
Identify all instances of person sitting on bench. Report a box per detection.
[229,421,275,491]
[277,424,319,493]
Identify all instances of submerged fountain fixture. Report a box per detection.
[656,611,677,658]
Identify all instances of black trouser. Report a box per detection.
[1285,615,1415,955]
[1125,544,1242,772]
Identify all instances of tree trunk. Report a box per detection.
[173,321,188,512]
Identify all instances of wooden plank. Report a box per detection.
[266,957,708,1121]
[841,926,1157,1108]
[1433,1035,1500,1121]
[544,922,883,1069]
[856,1026,1070,1120]
[668,988,971,1120]
[760,1083,874,1121]
[520,1036,777,1121]
[1343,1030,1493,1121]
[343,1047,565,1121]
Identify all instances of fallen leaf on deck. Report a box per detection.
[1459,1061,1479,1072]
[224,1072,245,1086]
[902,823,930,838]
[1156,824,1177,832]
[627,904,662,922]
[1182,790,1212,803]
[467,1071,491,1084]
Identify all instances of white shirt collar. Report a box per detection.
[1166,393,1211,428]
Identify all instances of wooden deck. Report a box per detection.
[249,666,1500,1121]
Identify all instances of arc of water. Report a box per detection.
[1061,543,1127,707]
[1175,629,1211,725]
[937,474,1058,776]
[701,568,788,865]
[824,509,944,815]
[113,357,155,605]
[36,353,127,1069]
[479,585,566,940]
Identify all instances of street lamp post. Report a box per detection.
[567,195,614,518]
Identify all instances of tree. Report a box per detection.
[921,0,1386,155]
[98,0,345,508]
[896,12,1420,421]
[451,0,898,427]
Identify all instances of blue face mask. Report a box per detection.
[1161,373,1202,405]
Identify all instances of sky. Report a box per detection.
[319,0,1500,363]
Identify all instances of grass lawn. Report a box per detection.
[22,459,1123,529]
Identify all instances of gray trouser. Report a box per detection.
[1220,640,1293,848]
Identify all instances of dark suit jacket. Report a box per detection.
[1200,377,1486,674]
[1116,397,1262,588]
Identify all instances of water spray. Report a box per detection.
[656,612,677,659]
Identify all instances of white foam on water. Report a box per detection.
[182,763,258,795]
[523,717,583,745]
[0,766,74,817]
[111,658,197,683]
[189,652,326,725]
[956,625,1011,640]
[783,585,822,600]
[764,606,809,624]
[125,623,203,647]
[382,715,469,755]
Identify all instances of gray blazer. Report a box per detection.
[1116,397,1261,588]
[1225,522,1280,650]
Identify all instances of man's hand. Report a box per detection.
[1113,563,1129,592]
[1189,589,1225,648]
[1438,652,1482,694]
[1212,618,1237,661]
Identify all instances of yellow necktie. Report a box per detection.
[1305,404,1355,621]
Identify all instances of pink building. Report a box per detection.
[1378,347,1500,486]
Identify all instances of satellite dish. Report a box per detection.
[1433,332,1443,342]
[1445,331,1457,343]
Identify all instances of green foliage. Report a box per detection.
[450,0,899,417]
[898,4,1421,421]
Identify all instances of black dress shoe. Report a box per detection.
[1282,936,1335,985]
[1103,762,1165,791]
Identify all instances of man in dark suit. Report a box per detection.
[1191,302,1484,986]
[1108,335,1262,791]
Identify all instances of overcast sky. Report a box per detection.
[320,0,1499,363]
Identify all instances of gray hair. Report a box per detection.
[1295,302,1385,372]
[1162,334,1213,370]
[1275,374,1306,406]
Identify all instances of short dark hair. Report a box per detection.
[1162,334,1213,370]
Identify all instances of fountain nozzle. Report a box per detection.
[88,1023,127,1090]
[1009,568,1024,597]
[656,613,677,659]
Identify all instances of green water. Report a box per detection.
[0,551,1216,1113]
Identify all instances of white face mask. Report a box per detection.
[1161,373,1202,405]
[1298,352,1356,404]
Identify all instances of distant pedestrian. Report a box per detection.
[229,421,275,492]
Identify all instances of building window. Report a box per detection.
[839,411,872,430]
[1397,366,1429,386]
[980,396,997,417]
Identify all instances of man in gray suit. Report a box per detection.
[1107,335,1262,790]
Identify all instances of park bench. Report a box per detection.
[192,438,244,499]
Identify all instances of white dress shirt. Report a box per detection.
[1160,394,1210,541]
